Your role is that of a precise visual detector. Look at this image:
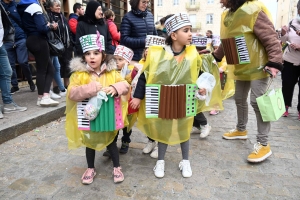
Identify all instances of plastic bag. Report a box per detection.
[195,72,216,106]
[84,91,108,120]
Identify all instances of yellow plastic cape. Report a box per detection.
[218,58,235,100]
[65,70,128,151]
[136,45,222,145]
[220,0,272,81]
[197,54,224,112]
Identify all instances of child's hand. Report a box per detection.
[102,86,117,97]
[219,68,224,73]
[95,82,102,92]
[130,98,141,109]
[198,88,206,95]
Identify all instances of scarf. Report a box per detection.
[131,9,148,17]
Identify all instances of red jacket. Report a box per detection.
[106,19,120,46]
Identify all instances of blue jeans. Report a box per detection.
[0,45,13,104]
[4,39,32,87]
[51,56,65,91]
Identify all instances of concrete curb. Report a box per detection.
[0,106,66,144]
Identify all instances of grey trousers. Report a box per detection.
[235,77,270,145]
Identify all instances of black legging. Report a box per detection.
[282,60,300,111]
[86,140,120,168]
[26,35,54,95]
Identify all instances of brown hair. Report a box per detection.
[104,9,115,19]
[224,0,249,12]
[129,0,140,10]
[141,47,148,61]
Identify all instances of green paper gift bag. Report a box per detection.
[256,88,285,122]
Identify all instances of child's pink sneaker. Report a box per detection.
[282,111,289,117]
[81,168,96,185]
[209,110,219,115]
[113,167,124,183]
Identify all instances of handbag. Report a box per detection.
[47,30,65,56]
[256,79,285,122]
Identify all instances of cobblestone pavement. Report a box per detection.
[0,77,299,199]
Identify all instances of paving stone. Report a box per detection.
[9,178,35,191]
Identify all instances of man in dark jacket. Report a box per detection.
[1,0,35,94]
[0,2,27,119]
[120,0,157,62]
[69,3,84,44]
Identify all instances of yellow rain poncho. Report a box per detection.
[220,0,273,81]
[65,62,128,151]
[136,45,222,145]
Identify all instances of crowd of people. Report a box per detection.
[0,0,299,186]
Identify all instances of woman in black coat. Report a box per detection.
[75,1,113,56]
[120,0,157,62]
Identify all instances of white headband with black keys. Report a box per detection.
[164,13,192,36]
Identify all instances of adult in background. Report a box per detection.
[47,0,71,95]
[280,1,300,120]
[1,0,35,94]
[0,3,27,119]
[69,3,84,45]
[155,16,168,38]
[214,0,283,162]
[17,0,59,107]
[104,9,120,51]
[120,0,157,63]
[75,0,113,56]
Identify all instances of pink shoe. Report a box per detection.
[113,167,124,183]
[210,110,219,115]
[282,111,289,117]
[81,168,96,185]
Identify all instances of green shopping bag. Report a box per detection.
[256,87,285,122]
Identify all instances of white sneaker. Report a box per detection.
[59,89,67,97]
[200,124,211,138]
[153,160,165,178]
[40,96,59,107]
[0,110,3,119]
[143,140,156,154]
[37,97,42,106]
[50,90,61,99]
[179,160,192,178]
[190,126,200,134]
[150,146,158,159]
[3,102,27,113]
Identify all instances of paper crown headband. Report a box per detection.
[145,35,166,47]
[164,13,192,36]
[113,45,134,62]
[192,36,207,47]
[79,33,105,53]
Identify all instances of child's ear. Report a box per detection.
[171,32,177,41]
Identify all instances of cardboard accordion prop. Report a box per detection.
[79,33,105,53]
[145,84,198,119]
[77,96,124,131]
[114,45,134,62]
[221,35,250,65]
[191,36,207,47]
[145,35,166,47]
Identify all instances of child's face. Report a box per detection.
[115,55,128,70]
[144,48,148,58]
[84,50,103,70]
[173,25,192,46]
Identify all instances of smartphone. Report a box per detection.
[265,68,273,77]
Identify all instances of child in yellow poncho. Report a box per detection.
[65,34,129,184]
